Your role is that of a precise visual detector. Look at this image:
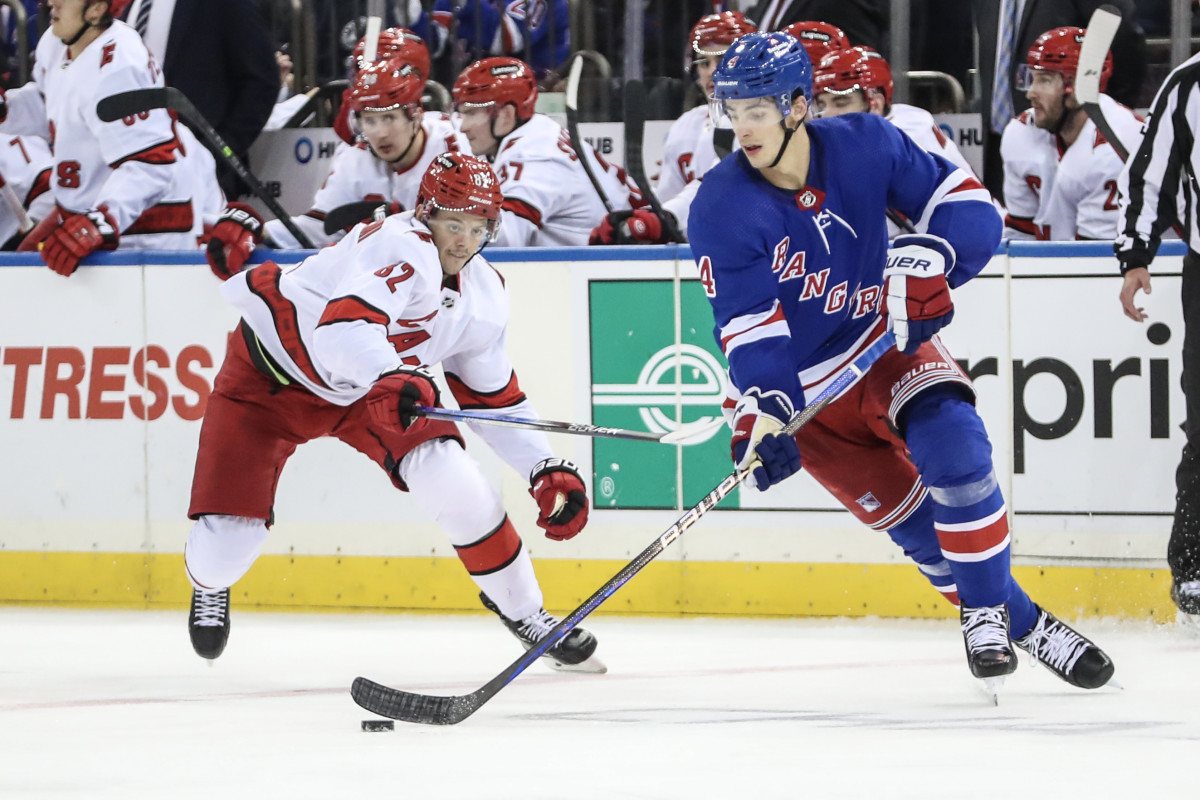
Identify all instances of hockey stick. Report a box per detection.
[565,52,616,215]
[323,200,387,235]
[0,170,32,233]
[361,0,385,64]
[350,330,896,725]
[624,79,685,242]
[1075,5,1127,161]
[413,405,724,445]
[96,88,316,248]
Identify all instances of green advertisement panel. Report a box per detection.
[589,279,736,509]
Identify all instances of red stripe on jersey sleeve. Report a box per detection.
[246,261,331,389]
[947,177,986,194]
[1004,215,1039,236]
[502,197,543,228]
[110,136,180,168]
[125,200,194,235]
[446,370,527,410]
[453,516,523,575]
[25,168,51,205]
[719,304,787,353]
[318,296,391,328]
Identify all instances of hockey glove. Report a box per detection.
[17,210,61,253]
[42,208,119,276]
[529,458,589,541]
[882,233,956,355]
[365,365,441,433]
[205,202,264,281]
[589,209,677,245]
[730,388,802,492]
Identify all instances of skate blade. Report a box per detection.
[545,653,607,674]
[1176,611,1200,634]
[981,676,1006,705]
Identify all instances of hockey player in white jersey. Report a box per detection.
[236,61,469,255]
[0,0,220,275]
[184,152,603,673]
[452,56,639,247]
[0,133,54,249]
[1001,26,1141,241]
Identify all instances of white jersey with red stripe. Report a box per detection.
[0,133,54,245]
[0,21,216,247]
[489,113,639,247]
[887,104,975,177]
[263,114,470,249]
[222,210,555,477]
[1000,94,1143,241]
[656,105,710,204]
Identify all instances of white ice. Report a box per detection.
[1,607,1197,799]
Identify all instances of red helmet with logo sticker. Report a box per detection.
[690,11,757,58]
[1021,26,1112,93]
[814,47,894,106]
[418,152,504,225]
[783,21,850,66]
[352,27,431,80]
[347,60,425,115]
[452,57,538,122]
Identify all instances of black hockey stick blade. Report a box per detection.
[565,54,616,213]
[322,200,386,235]
[623,79,684,243]
[1076,6,1127,161]
[349,331,896,725]
[97,88,316,248]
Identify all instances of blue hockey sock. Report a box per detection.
[886,494,959,605]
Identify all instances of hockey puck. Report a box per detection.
[361,719,394,732]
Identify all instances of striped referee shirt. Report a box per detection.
[1116,51,1200,272]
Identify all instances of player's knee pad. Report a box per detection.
[400,438,506,546]
[901,385,994,490]
[185,514,269,590]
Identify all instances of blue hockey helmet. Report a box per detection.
[712,31,813,118]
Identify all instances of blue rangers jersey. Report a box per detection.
[688,113,1000,412]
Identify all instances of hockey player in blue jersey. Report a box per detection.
[689,30,1114,693]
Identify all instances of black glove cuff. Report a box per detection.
[530,457,581,485]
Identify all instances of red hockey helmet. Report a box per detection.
[1020,26,1112,93]
[783,20,850,66]
[814,47,894,106]
[353,27,431,81]
[452,57,538,122]
[92,0,132,18]
[347,60,424,115]
[690,11,757,58]
[417,153,504,239]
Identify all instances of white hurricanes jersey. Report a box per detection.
[1000,94,1143,241]
[656,105,711,203]
[0,133,54,245]
[0,21,216,248]
[224,210,555,476]
[489,114,640,247]
[264,114,470,249]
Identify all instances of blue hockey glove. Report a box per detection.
[730,388,802,491]
[883,233,956,355]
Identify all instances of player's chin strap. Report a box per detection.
[382,121,423,166]
[61,7,112,47]
[767,119,798,169]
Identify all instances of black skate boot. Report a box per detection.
[1171,580,1200,615]
[189,588,230,660]
[1013,606,1115,689]
[480,592,606,674]
[960,604,1018,680]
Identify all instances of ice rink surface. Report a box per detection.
[1,607,1197,799]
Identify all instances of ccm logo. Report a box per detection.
[0,345,213,420]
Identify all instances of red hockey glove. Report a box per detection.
[730,388,801,492]
[41,209,119,276]
[17,210,61,252]
[625,208,671,243]
[589,209,677,245]
[364,365,441,433]
[882,234,957,355]
[204,202,264,281]
[588,211,630,245]
[529,458,589,541]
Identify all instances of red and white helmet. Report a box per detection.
[783,20,850,66]
[352,28,431,81]
[1018,26,1112,94]
[814,47,894,106]
[452,57,538,122]
[347,60,424,116]
[690,11,757,58]
[105,0,133,18]
[417,153,504,240]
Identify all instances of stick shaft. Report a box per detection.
[623,79,684,242]
[565,54,615,213]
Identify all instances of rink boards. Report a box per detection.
[0,242,1183,620]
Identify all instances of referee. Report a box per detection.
[1115,50,1200,622]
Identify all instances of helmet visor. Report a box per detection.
[711,96,784,133]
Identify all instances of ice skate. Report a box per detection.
[189,587,230,660]
[480,592,606,674]
[960,604,1017,701]
[1171,581,1200,631]
[1013,606,1114,689]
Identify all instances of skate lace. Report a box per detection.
[961,606,1009,653]
[517,608,559,643]
[193,590,228,627]
[1022,614,1089,674]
